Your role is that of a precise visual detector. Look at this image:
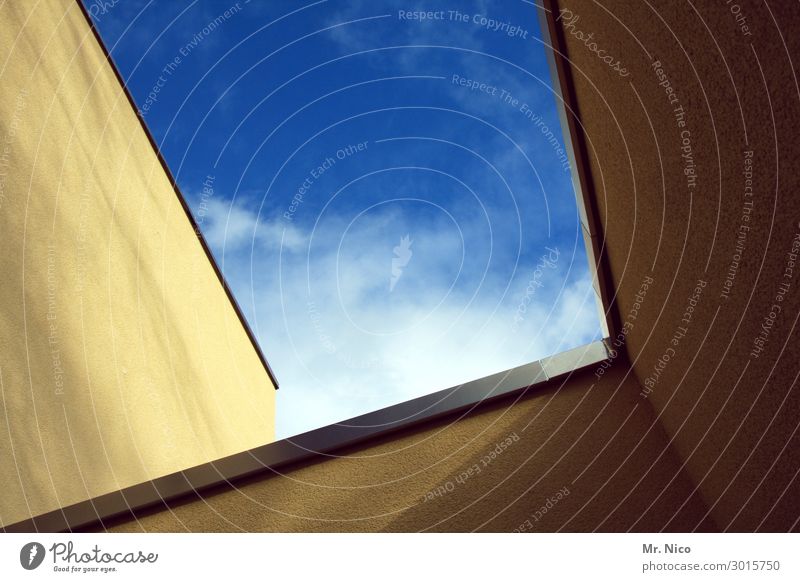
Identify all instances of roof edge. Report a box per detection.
[2,341,608,533]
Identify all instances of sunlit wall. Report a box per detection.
[0,0,275,528]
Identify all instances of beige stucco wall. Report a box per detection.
[553,0,800,530]
[5,0,796,533]
[103,0,799,533]
[105,362,710,532]
[0,0,275,528]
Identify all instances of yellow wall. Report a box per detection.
[103,0,800,533]
[0,0,275,528]
[105,362,710,532]
[5,0,797,533]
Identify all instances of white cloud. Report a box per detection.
[201,196,307,253]
[209,202,600,438]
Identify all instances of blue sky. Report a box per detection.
[86,0,602,438]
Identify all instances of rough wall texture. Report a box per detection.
[103,0,799,533]
[0,0,275,528]
[552,0,800,531]
[4,0,798,533]
[104,362,711,532]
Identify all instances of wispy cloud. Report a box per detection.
[101,0,602,440]
[205,200,599,438]
[199,195,307,253]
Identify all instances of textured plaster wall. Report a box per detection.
[105,0,800,533]
[552,0,800,530]
[106,362,711,532]
[0,0,275,528]
[7,0,798,533]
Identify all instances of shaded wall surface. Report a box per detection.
[4,0,798,533]
[105,362,712,532]
[104,0,799,533]
[552,0,800,531]
[0,0,275,528]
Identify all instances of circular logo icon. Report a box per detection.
[20,542,46,570]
